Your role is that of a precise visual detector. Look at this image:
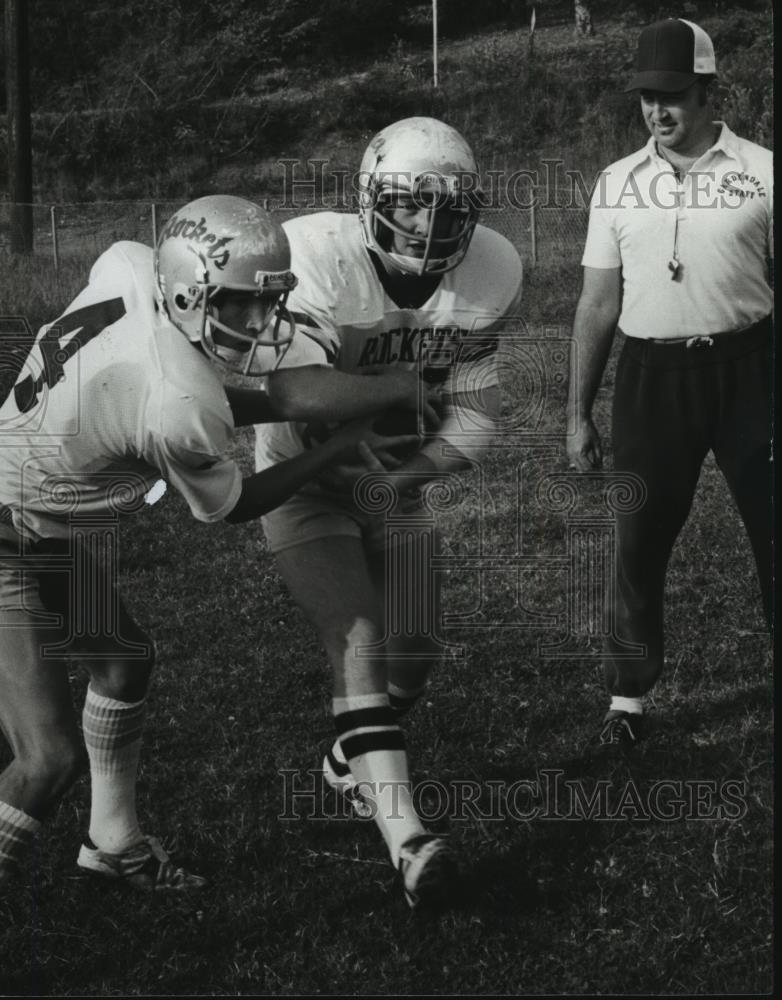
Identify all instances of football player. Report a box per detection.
[254,118,523,908]
[0,195,430,892]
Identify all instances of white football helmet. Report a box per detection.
[155,195,297,376]
[357,117,482,276]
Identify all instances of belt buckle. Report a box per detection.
[685,336,715,349]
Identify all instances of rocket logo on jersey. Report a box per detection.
[355,324,497,369]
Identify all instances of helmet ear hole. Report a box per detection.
[174,291,191,311]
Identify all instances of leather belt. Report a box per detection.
[640,314,772,347]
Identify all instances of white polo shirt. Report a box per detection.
[582,123,773,339]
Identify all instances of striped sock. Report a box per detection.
[82,686,145,854]
[329,681,427,773]
[333,693,425,867]
[0,800,41,882]
[610,696,643,715]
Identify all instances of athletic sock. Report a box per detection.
[326,736,351,779]
[610,696,643,715]
[328,681,427,771]
[333,693,425,868]
[0,800,41,882]
[82,687,145,854]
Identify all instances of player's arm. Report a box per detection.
[224,417,418,523]
[566,265,622,471]
[223,385,278,426]
[264,365,441,428]
[224,368,440,428]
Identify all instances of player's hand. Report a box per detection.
[567,416,603,471]
[353,443,423,515]
[328,415,420,466]
[316,441,403,493]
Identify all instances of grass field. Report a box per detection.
[0,252,773,995]
[0,5,774,991]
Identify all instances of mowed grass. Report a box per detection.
[0,257,773,995]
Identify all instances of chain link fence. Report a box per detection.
[0,190,589,269]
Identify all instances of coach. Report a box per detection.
[566,18,773,750]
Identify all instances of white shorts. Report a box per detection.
[261,488,434,555]
[261,489,390,554]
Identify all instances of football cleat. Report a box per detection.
[77,834,207,891]
[397,833,457,910]
[598,710,644,753]
[322,746,374,820]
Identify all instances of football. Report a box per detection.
[371,407,425,461]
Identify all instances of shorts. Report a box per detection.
[261,489,389,554]
[261,489,432,555]
[0,521,146,657]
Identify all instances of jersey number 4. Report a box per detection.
[14,298,126,414]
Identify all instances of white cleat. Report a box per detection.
[397,833,457,910]
[77,834,206,891]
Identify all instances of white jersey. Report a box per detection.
[255,212,523,469]
[0,241,242,541]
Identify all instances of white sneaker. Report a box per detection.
[321,747,374,820]
[397,833,457,909]
[77,835,206,891]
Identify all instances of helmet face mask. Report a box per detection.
[197,277,297,377]
[358,118,482,277]
[155,195,298,376]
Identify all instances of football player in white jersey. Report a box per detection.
[0,195,431,893]
[254,118,523,908]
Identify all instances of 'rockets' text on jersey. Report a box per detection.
[255,212,523,470]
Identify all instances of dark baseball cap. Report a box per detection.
[624,18,717,92]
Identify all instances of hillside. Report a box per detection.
[0,1,773,204]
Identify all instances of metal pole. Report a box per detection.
[530,187,538,266]
[433,0,439,88]
[151,203,158,247]
[529,4,536,61]
[51,205,59,271]
[6,0,33,253]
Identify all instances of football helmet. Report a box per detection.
[155,195,297,376]
[357,117,482,276]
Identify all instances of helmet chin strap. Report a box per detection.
[385,250,448,276]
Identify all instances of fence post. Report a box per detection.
[50,205,59,271]
[530,185,538,266]
[151,203,158,247]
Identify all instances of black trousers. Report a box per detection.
[604,315,773,697]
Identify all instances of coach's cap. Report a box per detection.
[624,18,716,92]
